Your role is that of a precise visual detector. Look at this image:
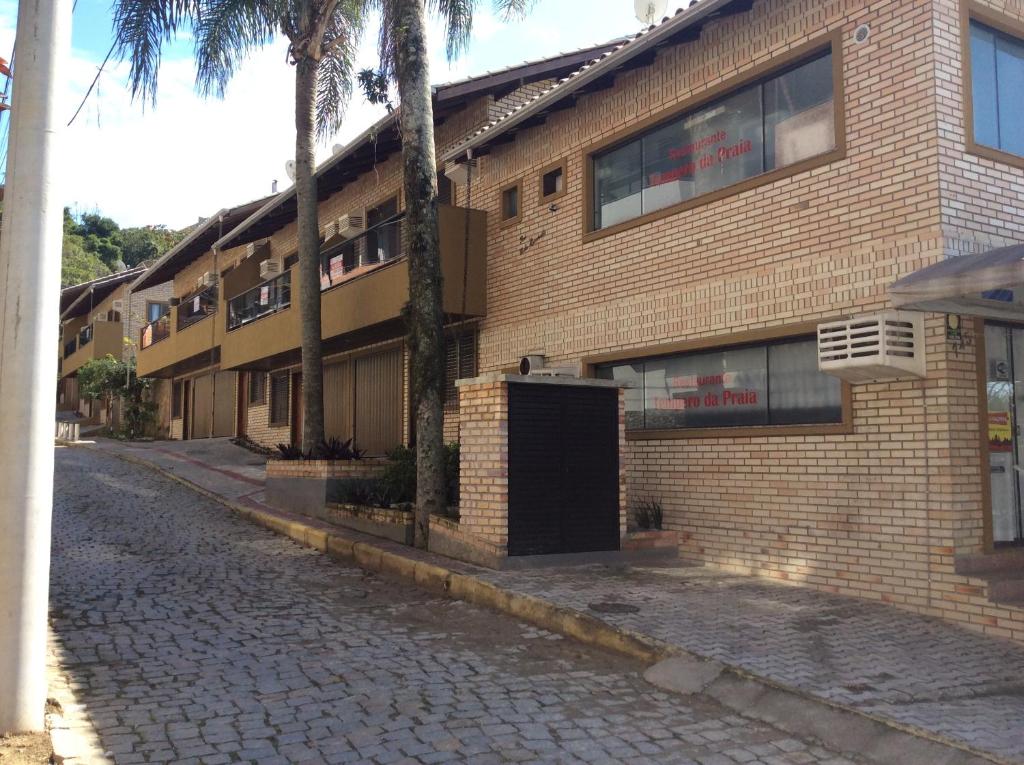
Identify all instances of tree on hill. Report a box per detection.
[60,207,186,286]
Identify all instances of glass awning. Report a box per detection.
[889,244,1024,321]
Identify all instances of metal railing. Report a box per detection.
[177,286,218,331]
[320,212,405,291]
[227,271,291,331]
[140,314,171,349]
[78,324,93,349]
[63,338,76,359]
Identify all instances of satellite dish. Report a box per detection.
[634,0,667,25]
[285,160,296,181]
[332,143,344,155]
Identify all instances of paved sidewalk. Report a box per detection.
[85,438,1024,763]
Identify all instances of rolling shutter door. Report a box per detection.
[324,360,353,442]
[354,348,402,456]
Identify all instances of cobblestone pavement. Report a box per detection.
[52,447,863,765]
[481,565,1024,762]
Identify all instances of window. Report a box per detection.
[366,197,401,265]
[500,182,521,224]
[594,336,842,432]
[248,372,267,405]
[171,381,182,419]
[177,285,218,331]
[444,329,478,410]
[541,161,566,201]
[146,302,167,323]
[970,19,1024,158]
[269,372,289,426]
[591,48,836,232]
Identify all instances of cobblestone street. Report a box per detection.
[50,447,867,765]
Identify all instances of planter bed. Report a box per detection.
[264,458,388,517]
[621,528,678,552]
[323,502,414,545]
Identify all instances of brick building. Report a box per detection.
[132,0,1024,639]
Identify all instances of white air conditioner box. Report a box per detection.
[259,259,282,279]
[196,272,216,289]
[444,159,478,186]
[111,299,124,312]
[518,355,580,378]
[335,213,365,240]
[818,311,925,383]
[93,313,105,323]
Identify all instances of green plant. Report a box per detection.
[334,478,387,506]
[631,499,663,531]
[77,354,157,439]
[380,442,460,508]
[316,437,364,460]
[274,437,366,461]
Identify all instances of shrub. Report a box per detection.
[379,442,460,507]
[333,478,391,507]
[631,499,663,531]
[273,437,365,461]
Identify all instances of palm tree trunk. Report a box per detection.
[396,0,444,548]
[295,55,325,453]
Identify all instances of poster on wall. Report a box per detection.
[989,411,1013,452]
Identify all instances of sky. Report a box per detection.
[0,0,647,229]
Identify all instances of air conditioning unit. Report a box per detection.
[112,299,124,312]
[246,238,270,259]
[817,311,926,383]
[335,212,365,240]
[519,354,580,378]
[260,259,282,279]
[444,158,478,186]
[196,272,216,289]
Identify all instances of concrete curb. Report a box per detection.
[81,443,1009,765]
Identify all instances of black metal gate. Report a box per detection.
[507,383,620,556]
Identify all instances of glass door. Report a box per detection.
[986,324,1024,545]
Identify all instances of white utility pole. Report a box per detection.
[0,0,72,733]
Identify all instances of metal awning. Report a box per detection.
[889,244,1024,321]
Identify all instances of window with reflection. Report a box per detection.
[592,49,835,230]
[595,337,842,431]
[971,19,1024,157]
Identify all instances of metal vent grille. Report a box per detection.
[818,311,925,383]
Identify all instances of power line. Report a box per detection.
[67,40,115,127]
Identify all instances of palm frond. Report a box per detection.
[112,0,198,104]
[192,0,281,98]
[492,0,533,21]
[429,0,474,62]
[314,0,363,138]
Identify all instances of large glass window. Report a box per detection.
[971,20,1024,157]
[595,337,842,431]
[592,49,835,230]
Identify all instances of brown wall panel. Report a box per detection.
[324,360,353,442]
[354,348,402,456]
[191,373,214,439]
[213,371,236,438]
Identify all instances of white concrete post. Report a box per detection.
[0,0,72,733]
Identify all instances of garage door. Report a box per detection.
[191,374,214,439]
[213,371,236,437]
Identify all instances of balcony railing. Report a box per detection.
[140,314,171,349]
[177,286,218,331]
[227,271,291,331]
[78,324,93,349]
[63,338,77,359]
[320,213,404,291]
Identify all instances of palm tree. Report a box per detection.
[112,0,364,452]
[365,0,529,547]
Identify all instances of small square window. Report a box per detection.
[542,166,564,198]
[501,184,520,223]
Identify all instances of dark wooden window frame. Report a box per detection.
[539,158,568,205]
[584,320,853,440]
[269,371,289,427]
[171,380,183,419]
[499,179,523,227]
[581,31,846,243]
[146,301,168,323]
[248,371,267,406]
[961,1,1024,171]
